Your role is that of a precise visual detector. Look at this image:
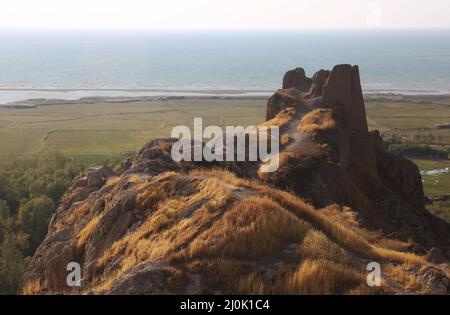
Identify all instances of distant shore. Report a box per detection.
[1,89,449,109]
[0,94,270,109]
[0,88,274,107]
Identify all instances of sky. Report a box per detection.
[0,0,449,30]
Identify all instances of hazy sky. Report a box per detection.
[1,0,449,30]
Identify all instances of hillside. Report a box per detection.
[21,65,450,295]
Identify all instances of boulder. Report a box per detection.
[86,166,117,188]
[282,67,312,91]
[426,247,447,264]
[266,88,303,120]
[410,266,449,294]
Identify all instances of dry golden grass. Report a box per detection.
[188,168,253,189]
[319,204,359,228]
[76,215,100,252]
[21,279,43,295]
[239,272,266,295]
[263,107,297,129]
[197,177,233,209]
[319,204,415,254]
[87,168,423,294]
[37,166,427,294]
[183,169,426,265]
[297,230,355,267]
[346,283,387,295]
[65,202,91,226]
[298,109,336,133]
[281,134,291,146]
[93,173,237,286]
[257,187,372,251]
[106,176,121,186]
[136,186,169,211]
[274,259,365,295]
[370,247,425,265]
[188,196,309,259]
[384,265,427,294]
[373,238,413,253]
[254,185,426,265]
[127,174,143,183]
[91,268,122,293]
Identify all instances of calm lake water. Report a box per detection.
[1,29,450,103]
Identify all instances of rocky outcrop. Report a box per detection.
[266,88,304,120]
[21,65,450,295]
[426,248,447,264]
[407,266,449,294]
[306,69,330,98]
[322,65,368,132]
[19,151,390,295]
[269,65,368,132]
[263,64,450,253]
[282,67,312,91]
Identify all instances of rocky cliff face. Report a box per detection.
[264,65,449,252]
[21,65,449,295]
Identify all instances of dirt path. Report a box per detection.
[283,111,324,158]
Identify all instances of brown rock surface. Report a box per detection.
[282,67,312,91]
[426,247,447,264]
[263,64,449,251]
[306,69,330,98]
[407,266,449,294]
[21,64,450,295]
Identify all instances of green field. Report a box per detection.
[366,97,450,148]
[365,97,450,221]
[1,96,449,201]
[0,99,267,159]
[412,159,450,196]
[365,99,450,193]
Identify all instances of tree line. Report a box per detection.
[0,152,82,294]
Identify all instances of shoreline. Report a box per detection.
[2,87,448,93]
[0,95,270,109]
[1,90,450,109]
[0,89,273,107]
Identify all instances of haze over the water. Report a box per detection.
[1,0,450,30]
[1,1,450,104]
